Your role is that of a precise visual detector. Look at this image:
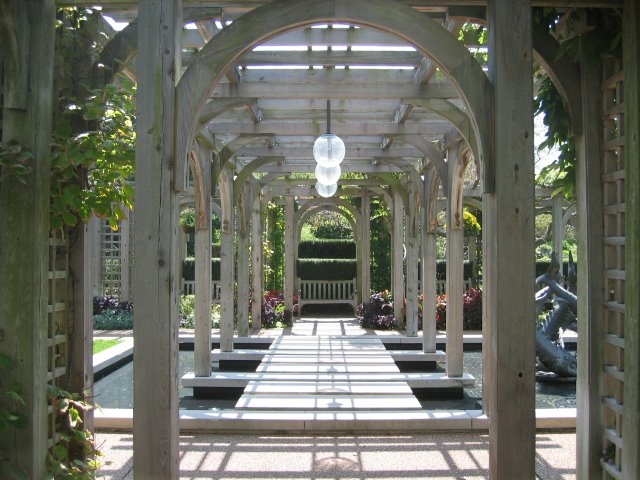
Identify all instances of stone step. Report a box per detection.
[235,394,423,411]
[243,381,414,395]
[212,349,446,363]
[182,371,475,389]
[255,363,401,374]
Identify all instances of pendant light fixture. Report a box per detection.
[313,100,344,197]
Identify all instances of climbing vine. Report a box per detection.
[533,8,622,200]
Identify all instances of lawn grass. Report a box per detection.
[93,338,122,354]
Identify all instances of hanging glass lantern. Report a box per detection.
[315,164,341,185]
[315,182,338,198]
[313,133,345,168]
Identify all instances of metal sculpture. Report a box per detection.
[535,252,577,378]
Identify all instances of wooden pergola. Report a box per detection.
[0,1,638,479]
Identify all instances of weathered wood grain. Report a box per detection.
[486,1,536,478]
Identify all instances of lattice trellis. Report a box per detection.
[46,237,69,448]
[600,56,626,480]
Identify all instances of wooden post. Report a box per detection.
[422,166,439,353]
[392,189,405,328]
[236,186,250,336]
[446,144,464,377]
[552,196,564,277]
[219,164,235,352]
[67,223,95,433]
[0,2,55,475]
[119,206,131,301]
[405,183,420,337]
[251,192,264,330]
[284,196,295,314]
[361,192,371,302]
[623,2,640,477]
[193,146,212,376]
[486,1,536,478]
[133,0,182,477]
[575,35,605,480]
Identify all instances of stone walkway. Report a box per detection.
[96,431,576,479]
[95,313,577,479]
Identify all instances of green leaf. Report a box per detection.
[0,353,12,369]
[55,444,68,462]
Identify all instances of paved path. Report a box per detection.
[95,314,576,478]
[96,431,576,479]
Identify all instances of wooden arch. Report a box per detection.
[175,0,493,192]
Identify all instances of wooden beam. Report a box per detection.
[219,164,235,352]
[237,50,422,67]
[235,146,422,158]
[132,0,181,477]
[392,189,405,329]
[55,1,625,9]
[210,81,460,100]
[574,34,604,480]
[421,165,440,353]
[0,2,55,476]
[622,1,640,477]
[486,1,536,478]
[192,147,212,377]
[284,196,296,314]
[207,120,454,136]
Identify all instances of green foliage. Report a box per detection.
[298,239,356,259]
[532,8,622,200]
[370,198,391,292]
[50,79,136,234]
[93,310,133,330]
[305,210,353,239]
[178,295,220,329]
[0,141,33,184]
[92,339,121,354]
[297,259,357,281]
[533,76,576,199]
[179,207,196,232]
[458,23,488,66]
[182,257,221,281]
[265,202,285,291]
[463,209,481,237]
[0,354,27,480]
[46,385,104,479]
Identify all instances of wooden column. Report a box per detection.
[445,144,464,378]
[119,206,131,301]
[622,2,640,477]
[251,193,264,330]
[405,183,420,337]
[575,36,604,479]
[486,1,536,478]
[219,164,235,352]
[236,186,250,336]
[133,0,182,477]
[67,223,95,433]
[284,196,295,314]
[422,167,440,353]
[392,189,405,328]
[0,2,54,475]
[193,146,212,377]
[360,192,371,302]
[551,196,564,276]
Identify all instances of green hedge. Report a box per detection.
[298,239,356,259]
[434,260,473,280]
[297,258,357,280]
[182,257,221,281]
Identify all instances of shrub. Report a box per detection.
[297,258,357,280]
[357,291,398,330]
[433,288,483,331]
[298,239,356,259]
[178,295,220,329]
[93,309,133,330]
[182,257,221,281]
[93,296,133,315]
[260,296,294,329]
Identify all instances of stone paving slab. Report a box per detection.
[235,394,423,411]
[243,381,414,395]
